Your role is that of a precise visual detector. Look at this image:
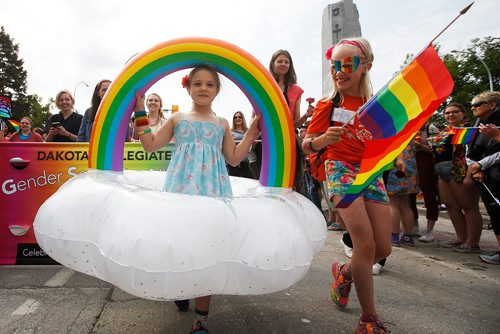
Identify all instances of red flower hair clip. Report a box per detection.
[181,75,189,88]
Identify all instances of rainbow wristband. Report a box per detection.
[138,128,152,136]
[134,110,148,127]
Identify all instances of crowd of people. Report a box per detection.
[1,40,499,334]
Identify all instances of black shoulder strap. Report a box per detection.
[329,94,341,126]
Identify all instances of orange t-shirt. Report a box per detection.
[306,95,372,164]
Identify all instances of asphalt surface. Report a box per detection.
[1,207,499,334]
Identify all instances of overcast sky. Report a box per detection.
[2,0,498,122]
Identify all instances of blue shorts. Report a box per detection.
[435,161,453,181]
[325,160,389,205]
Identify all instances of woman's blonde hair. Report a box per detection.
[473,91,500,105]
[324,37,374,104]
[147,93,165,119]
[55,90,75,110]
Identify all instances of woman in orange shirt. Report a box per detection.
[302,38,391,333]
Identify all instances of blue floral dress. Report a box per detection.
[163,117,232,197]
[386,142,419,195]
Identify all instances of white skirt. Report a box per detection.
[34,170,326,301]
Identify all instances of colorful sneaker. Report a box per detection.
[399,234,415,247]
[356,315,391,333]
[391,233,400,247]
[479,251,500,264]
[452,244,481,253]
[340,238,353,258]
[419,228,434,243]
[190,321,209,334]
[330,262,353,308]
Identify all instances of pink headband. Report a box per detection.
[325,40,363,60]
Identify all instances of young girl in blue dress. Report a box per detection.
[134,64,261,334]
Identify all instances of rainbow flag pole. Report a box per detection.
[340,2,474,130]
[336,3,474,208]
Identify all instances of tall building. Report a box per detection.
[321,0,362,95]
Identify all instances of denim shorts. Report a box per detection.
[325,160,389,205]
[435,161,452,181]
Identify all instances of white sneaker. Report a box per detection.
[340,238,353,258]
[372,263,383,275]
[419,228,434,242]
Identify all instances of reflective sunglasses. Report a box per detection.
[471,101,486,108]
[331,56,361,74]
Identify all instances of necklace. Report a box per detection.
[148,115,160,126]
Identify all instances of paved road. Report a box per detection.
[1,212,499,334]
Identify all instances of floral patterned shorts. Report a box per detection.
[325,160,389,205]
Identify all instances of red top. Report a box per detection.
[8,132,45,142]
[306,95,372,164]
[286,84,304,118]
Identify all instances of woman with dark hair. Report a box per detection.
[8,116,44,142]
[77,80,111,142]
[434,102,482,252]
[269,49,313,128]
[269,49,314,193]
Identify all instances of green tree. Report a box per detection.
[399,37,499,128]
[28,95,52,129]
[0,26,52,128]
[0,26,29,119]
[443,36,499,120]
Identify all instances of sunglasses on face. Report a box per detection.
[471,101,486,108]
[234,116,242,119]
[331,56,361,74]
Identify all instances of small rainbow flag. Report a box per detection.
[337,44,453,208]
[8,119,20,131]
[451,127,478,144]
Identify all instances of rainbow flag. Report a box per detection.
[8,119,20,131]
[337,44,453,208]
[451,127,478,144]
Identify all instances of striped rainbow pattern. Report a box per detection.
[8,120,20,131]
[337,44,453,208]
[451,127,478,144]
[359,45,451,140]
[88,37,296,188]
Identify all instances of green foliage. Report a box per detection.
[443,36,499,121]
[399,37,499,129]
[0,26,29,119]
[27,95,52,129]
[0,26,53,128]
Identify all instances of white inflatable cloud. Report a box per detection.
[34,170,326,301]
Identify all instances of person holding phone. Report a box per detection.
[45,90,83,142]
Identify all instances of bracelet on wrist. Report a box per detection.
[134,110,148,127]
[308,137,320,153]
[138,128,152,136]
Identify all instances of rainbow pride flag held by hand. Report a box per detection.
[451,127,478,144]
[8,120,20,131]
[337,44,454,208]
